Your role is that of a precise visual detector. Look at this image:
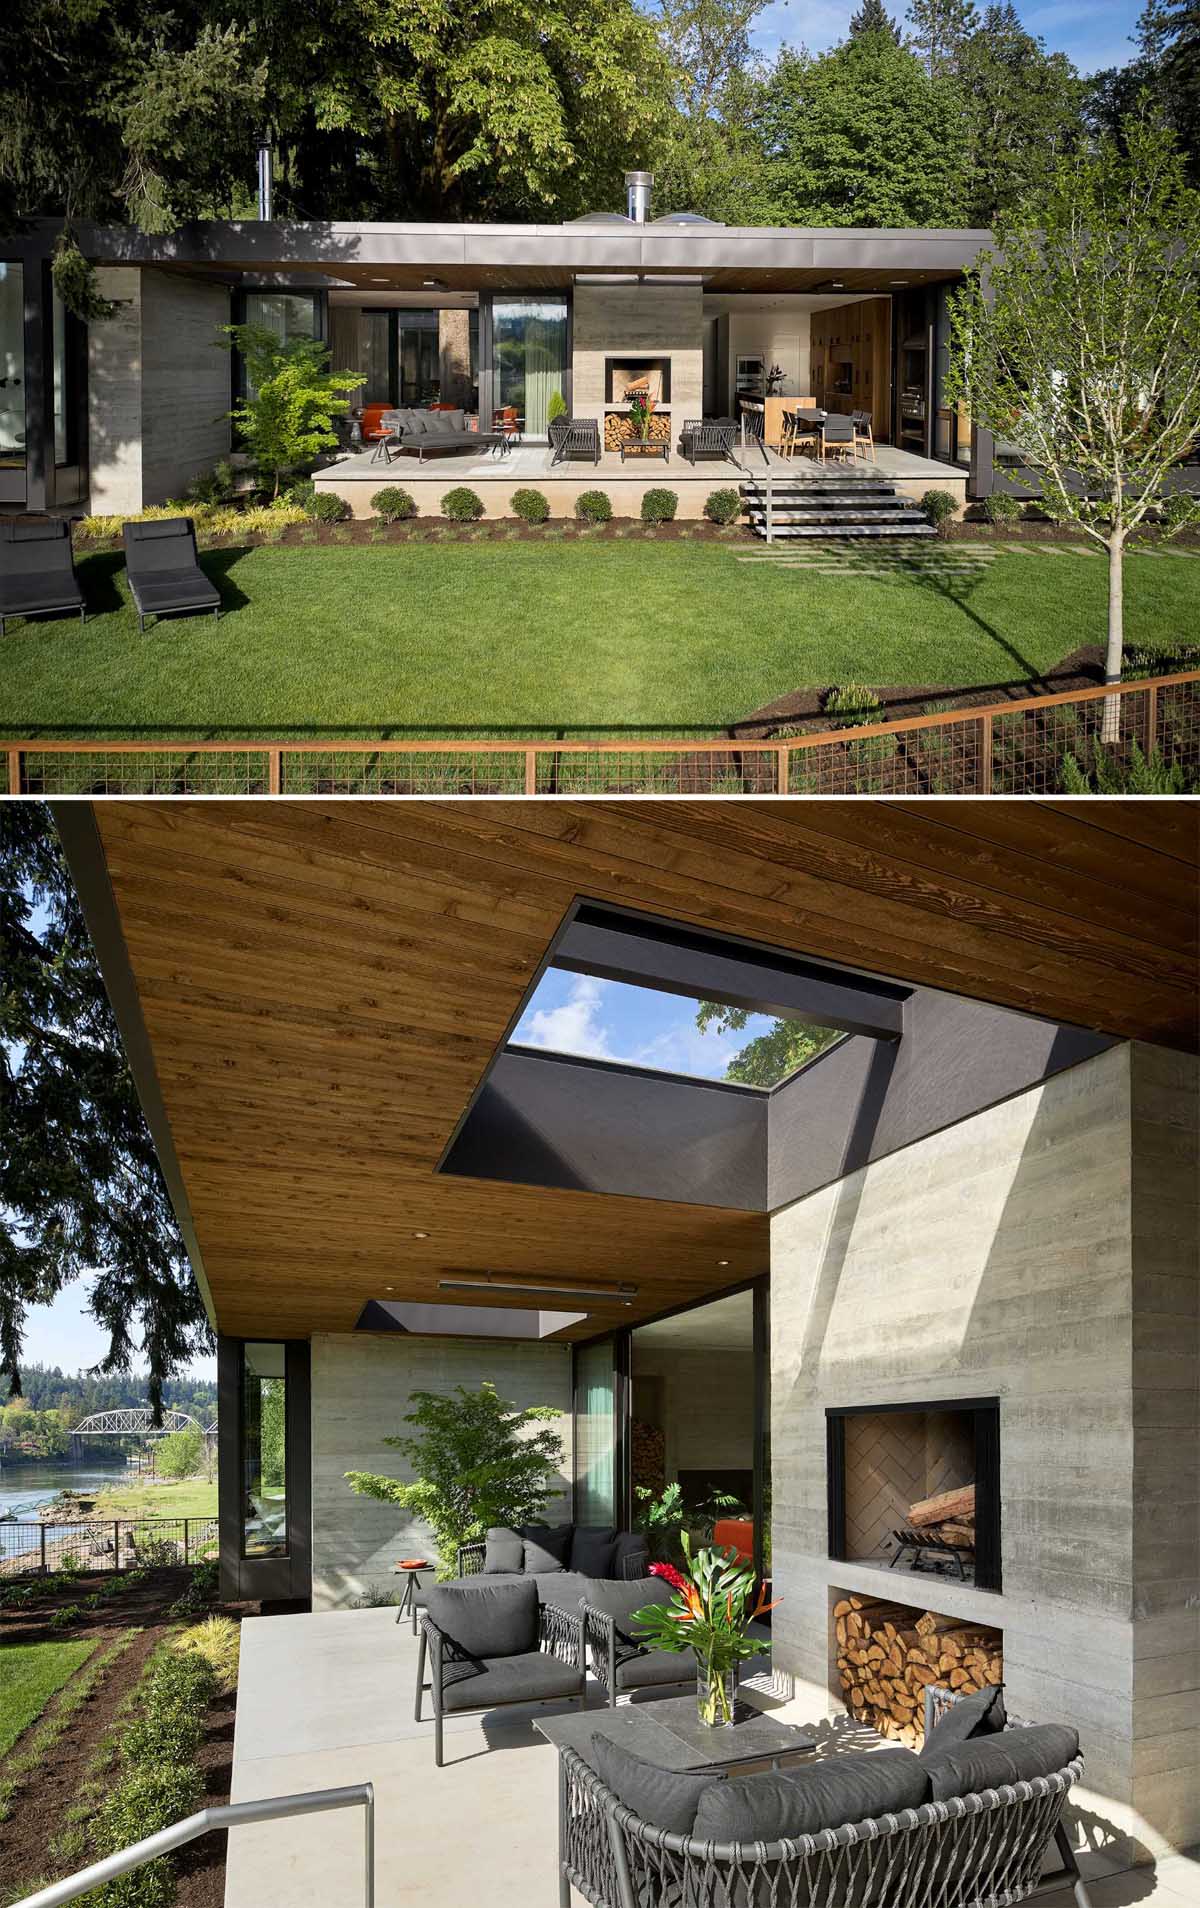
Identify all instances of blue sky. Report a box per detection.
[749,0,1141,74]
[512,967,777,1078]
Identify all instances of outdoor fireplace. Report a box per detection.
[604,355,672,405]
[826,1398,1001,1593]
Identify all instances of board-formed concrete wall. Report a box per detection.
[769,1041,1199,1864]
[309,1333,572,1609]
[88,267,231,510]
[571,283,703,427]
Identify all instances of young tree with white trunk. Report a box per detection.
[946,115,1200,738]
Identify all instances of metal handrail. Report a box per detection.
[10,1782,374,1908]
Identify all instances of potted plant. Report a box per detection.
[632,1531,777,1726]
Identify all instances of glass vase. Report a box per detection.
[697,1659,738,1727]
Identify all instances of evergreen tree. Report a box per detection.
[1,805,213,1414]
[651,0,773,219]
[905,0,979,78]
[753,37,965,225]
[1087,0,1199,182]
[850,0,902,42]
[956,4,1084,223]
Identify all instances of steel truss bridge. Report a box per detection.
[69,1408,218,1465]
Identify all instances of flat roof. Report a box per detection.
[15,217,994,292]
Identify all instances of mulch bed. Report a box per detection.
[731,645,1108,739]
[74,516,751,552]
[0,1568,254,1908]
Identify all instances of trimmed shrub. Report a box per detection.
[576,489,612,523]
[547,390,568,424]
[821,683,886,729]
[921,489,958,534]
[185,459,238,505]
[641,487,678,524]
[983,489,1022,525]
[704,488,741,526]
[510,488,551,524]
[442,486,485,522]
[371,485,417,523]
[92,1766,205,1908]
[307,490,351,523]
[173,1616,241,1695]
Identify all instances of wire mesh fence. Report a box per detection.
[7,671,1198,799]
[0,1517,219,1578]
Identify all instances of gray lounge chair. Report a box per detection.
[679,418,739,468]
[122,518,221,632]
[549,418,602,466]
[580,1576,697,1707]
[0,519,85,636]
[415,1578,584,1767]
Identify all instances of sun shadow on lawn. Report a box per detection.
[872,547,1044,682]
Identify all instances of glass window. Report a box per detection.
[242,1342,288,1557]
[0,263,25,473]
[574,1339,615,1525]
[493,297,568,436]
[361,311,392,404]
[52,289,68,465]
[243,292,318,347]
[396,311,438,404]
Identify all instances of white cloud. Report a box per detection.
[516,974,622,1062]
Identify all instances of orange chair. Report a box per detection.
[713,1519,755,1566]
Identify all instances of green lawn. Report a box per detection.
[1,540,1196,739]
[0,1641,97,1759]
[85,1477,218,1521]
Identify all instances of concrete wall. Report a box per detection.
[309,1333,572,1609]
[632,1346,755,1489]
[571,284,703,429]
[88,267,230,510]
[769,1042,1200,1865]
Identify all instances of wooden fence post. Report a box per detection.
[524,748,537,795]
[267,747,282,795]
[7,747,20,795]
[114,1521,122,1572]
[979,713,993,794]
[40,1524,46,1574]
[184,1518,190,1566]
[776,746,789,795]
[1146,683,1158,754]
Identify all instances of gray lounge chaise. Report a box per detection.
[380,408,499,464]
[0,519,85,636]
[415,1578,584,1767]
[122,518,221,632]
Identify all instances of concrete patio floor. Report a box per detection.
[321,438,956,487]
[224,1609,1200,1908]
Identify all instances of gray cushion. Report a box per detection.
[425,1578,538,1659]
[456,1569,593,1606]
[582,1574,674,1630]
[440,1649,581,1713]
[613,1531,650,1577]
[922,1724,1079,1802]
[591,1733,722,1836]
[402,411,429,435]
[615,1646,696,1690]
[441,408,466,430]
[921,1684,1006,1757]
[571,1526,617,1576]
[483,1526,525,1574]
[693,1749,929,1844]
[522,1523,572,1573]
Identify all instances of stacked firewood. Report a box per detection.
[907,1483,976,1550]
[630,1419,666,1497]
[834,1593,1003,1748]
[604,412,672,449]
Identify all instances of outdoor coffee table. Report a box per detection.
[539,1696,814,1907]
[619,439,670,464]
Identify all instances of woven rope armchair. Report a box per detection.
[557,1742,1090,1908]
[417,1600,583,1768]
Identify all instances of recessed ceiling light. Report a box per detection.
[385,1285,393,1292]
[422,277,446,290]
[413,1230,429,1239]
[716,1260,730,1267]
[890,279,908,287]
[369,277,390,284]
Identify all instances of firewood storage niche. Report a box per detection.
[826,1399,1001,1593]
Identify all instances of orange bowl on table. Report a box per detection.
[397,1558,429,1570]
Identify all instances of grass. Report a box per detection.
[1,541,1197,743]
[0,1640,98,1759]
[0,1632,139,1819]
[85,1477,218,1521]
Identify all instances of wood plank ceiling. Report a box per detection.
[90,800,1199,1342]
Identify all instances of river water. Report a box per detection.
[0,1462,132,1562]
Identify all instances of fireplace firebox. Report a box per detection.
[826,1397,1001,1593]
[604,356,672,405]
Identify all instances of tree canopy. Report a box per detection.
[695,1005,840,1085]
[1,805,212,1415]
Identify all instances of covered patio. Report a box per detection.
[223,1609,1198,1908]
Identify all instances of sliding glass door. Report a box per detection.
[0,264,25,501]
[574,1338,617,1526]
[492,297,567,436]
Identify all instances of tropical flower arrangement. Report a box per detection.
[628,391,656,440]
[633,1531,778,1726]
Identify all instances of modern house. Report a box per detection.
[53,796,1199,1887]
[5,180,1017,523]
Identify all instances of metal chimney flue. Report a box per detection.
[625,171,653,223]
[257,136,274,221]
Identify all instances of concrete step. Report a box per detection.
[744,508,931,525]
[749,522,937,539]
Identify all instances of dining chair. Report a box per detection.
[852,410,876,461]
[820,414,857,464]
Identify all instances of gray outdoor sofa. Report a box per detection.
[415,1577,584,1767]
[582,1574,697,1706]
[376,408,497,463]
[454,1523,649,1609]
[557,1684,1094,1908]
[0,519,85,636]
